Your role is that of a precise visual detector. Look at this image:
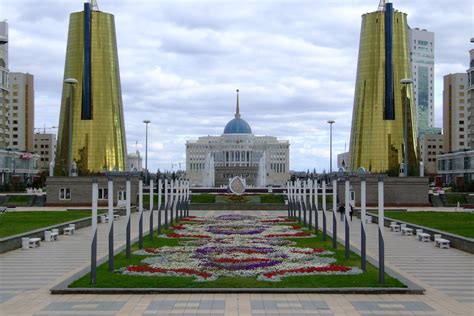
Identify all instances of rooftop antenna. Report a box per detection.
[377,0,390,11]
[235,89,241,118]
[90,0,99,11]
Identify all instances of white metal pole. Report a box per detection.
[332,178,337,249]
[107,177,114,271]
[378,177,385,283]
[361,177,367,271]
[91,180,98,284]
[125,178,131,258]
[344,179,350,258]
[149,179,154,240]
[138,179,143,249]
[322,179,327,241]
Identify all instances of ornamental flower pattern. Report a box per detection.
[121,215,362,282]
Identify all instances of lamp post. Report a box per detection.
[143,120,151,184]
[327,120,335,173]
[64,78,78,177]
[400,78,413,177]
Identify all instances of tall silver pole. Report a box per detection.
[404,86,408,177]
[138,179,143,249]
[332,178,337,249]
[322,180,327,241]
[107,177,114,271]
[68,85,73,177]
[361,177,367,271]
[344,179,350,259]
[157,179,162,234]
[378,177,385,283]
[149,179,154,240]
[143,120,150,183]
[91,179,98,284]
[327,120,335,173]
[125,178,131,258]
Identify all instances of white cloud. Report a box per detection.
[1,0,471,172]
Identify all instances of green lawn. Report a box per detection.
[0,211,95,238]
[260,194,284,203]
[4,195,33,206]
[70,221,404,289]
[380,211,474,238]
[191,194,216,203]
[444,193,467,205]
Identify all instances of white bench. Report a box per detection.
[64,224,75,235]
[100,215,109,223]
[418,232,431,242]
[390,221,400,232]
[400,224,413,236]
[22,237,41,249]
[113,214,120,220]
[434,234,450,249]
[44,230,58,242]
[365,216,372,224]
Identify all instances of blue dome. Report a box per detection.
[223,117,252,134]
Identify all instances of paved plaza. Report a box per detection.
[0,209,472,315]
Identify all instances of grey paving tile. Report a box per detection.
[0,294,15,304]
[351,300,434,312]
[41,301,126,312]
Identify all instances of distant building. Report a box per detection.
[419,133,443,175]
[127,150,143,171]
[409,28,435,135]
[337,151,350,171]
[467,49,474,149]
[33,133,56,171]
[9,72,34,152]
[443,73,468,152]
[0,149,40,184]
[437,149,474,184]
[186,91,290,187]
[0,21,9,149]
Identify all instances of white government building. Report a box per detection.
[186,91,290,187]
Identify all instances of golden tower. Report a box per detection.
[349,1,418,174]
[55,2,127,175]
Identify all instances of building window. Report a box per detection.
[98,188,108,200]
[59,188,71,200]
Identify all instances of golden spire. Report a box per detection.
[235,89,241,118]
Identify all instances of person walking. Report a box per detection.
[338,203,345,221]
[349,203,354,221]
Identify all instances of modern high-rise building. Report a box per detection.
[467,48,474,149]
[419,133,443,175]
[0,21,9,149]
[34,133,56,171]
[55,2,127,175]
[443,73,468,152]
[408,28,437,135]
[9,72,34,152]
[349,1,418,174]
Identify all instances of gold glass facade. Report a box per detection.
[55,10,127,175]
[349,9,418,174]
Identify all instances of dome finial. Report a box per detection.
[235,89,241,118]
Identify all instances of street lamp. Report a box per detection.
[64,78,78,177]
[327,120,335,173]
[400,78,413,177]
[143,120,151,184]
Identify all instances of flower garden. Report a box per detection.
[70,214,405,289]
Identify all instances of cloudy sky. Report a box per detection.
[1,0,472,173]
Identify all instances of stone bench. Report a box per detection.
[418,232,431,242]
[22,237,41,249]
[435,234,450,249]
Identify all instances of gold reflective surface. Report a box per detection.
[349,10,418,174]
[55,11,127,175]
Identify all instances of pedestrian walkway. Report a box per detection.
[0,210,472,315]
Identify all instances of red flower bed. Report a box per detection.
[171,224,185,230]
[291,248,326,254]
[166,233,209,238]
[143,248,160,254]
[266,231,310,237]
[261,219,297,223]
[213,257,271,264]
[263,264,352,279]
[126,265,212,279]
